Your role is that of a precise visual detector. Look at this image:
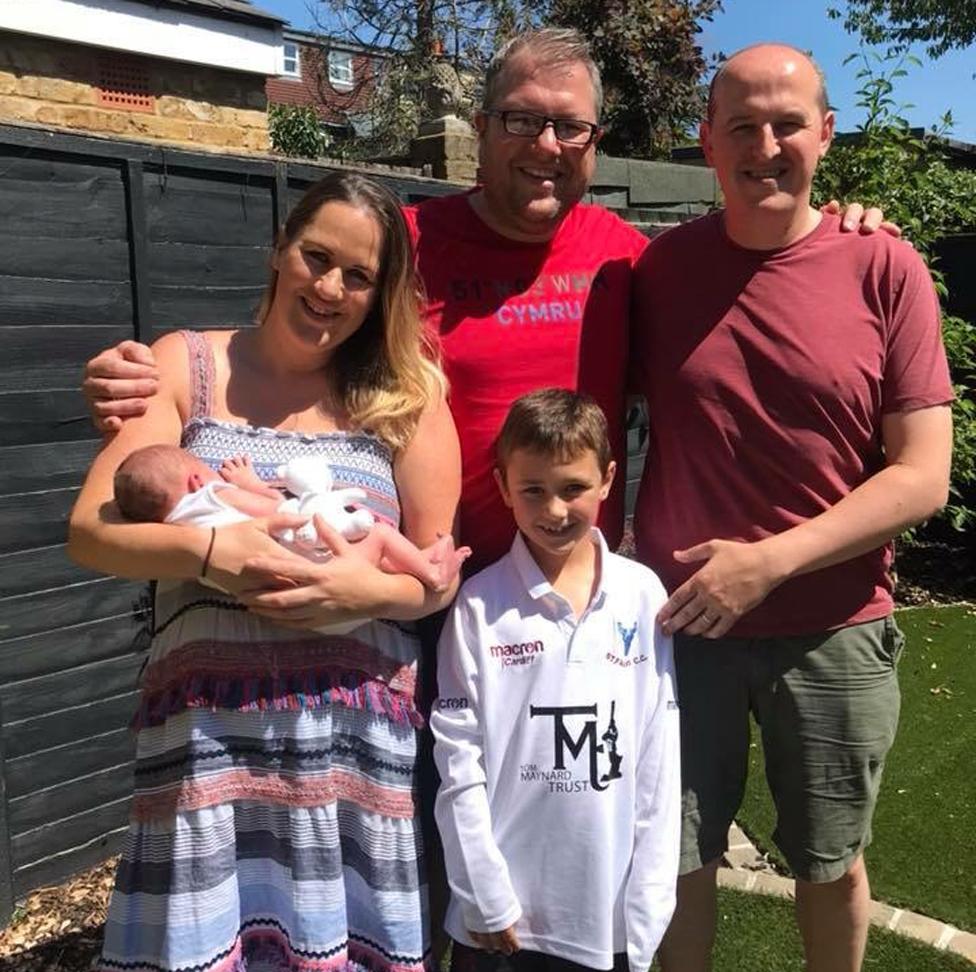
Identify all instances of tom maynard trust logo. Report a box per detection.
[520,701,623,793]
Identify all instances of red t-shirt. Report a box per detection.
[631,212,953,636]
[406,193,648,571]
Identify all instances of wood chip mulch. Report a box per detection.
[893,537,976,607]
[0,858,115,972]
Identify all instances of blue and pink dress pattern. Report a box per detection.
[97,331,429,972]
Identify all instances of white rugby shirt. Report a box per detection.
[431,529,680,972]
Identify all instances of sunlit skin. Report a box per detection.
[700,45,835,250]
[494,447,615,582]
[470,54,602,242]
[258,200,383,371]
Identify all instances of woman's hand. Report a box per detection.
[238,515,418,629]
[205,513,311,597]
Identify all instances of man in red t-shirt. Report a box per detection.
[632,44,952,972]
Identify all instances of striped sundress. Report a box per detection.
[97,331,429,972]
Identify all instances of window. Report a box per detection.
[328,50,354,91]
[282,41,300,78]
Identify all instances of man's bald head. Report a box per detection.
[707,43,829,122]
[698,41,836,248]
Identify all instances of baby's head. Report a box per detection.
[114,444,218,522]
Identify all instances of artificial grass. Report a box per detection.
[736,604,976,932]
[650,887,976,971]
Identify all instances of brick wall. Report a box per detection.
[0,31,269,153]
[266,47,376,126]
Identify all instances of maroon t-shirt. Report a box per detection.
[631,212,953,636]
[406,194,648,571]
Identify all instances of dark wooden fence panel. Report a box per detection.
[11,791,132,872]
[0,325,133,394]
[0,615,149,687]
[0,391,95,447]
[0,577,148,641]
[146,168,274,329]
[0,152,130,336]
[0,153,129,243]
[0,546,92,600]
[0,653,148,726]
[11,763,133,840]
[0,123,461,922]
[5,728,133,801]
[937,233,976,322]
[0,440,100,493]
[12,828,129,901]
[2,692,140,761]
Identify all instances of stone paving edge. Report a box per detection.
[721,823,976,964]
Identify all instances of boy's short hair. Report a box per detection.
[495,388,613,474]
[114,443,189,522]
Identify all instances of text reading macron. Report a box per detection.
[489,640,545,658]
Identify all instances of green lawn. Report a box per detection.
[652,888,975,971]
[737,604,976,931]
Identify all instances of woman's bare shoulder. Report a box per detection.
[149,330,196,419]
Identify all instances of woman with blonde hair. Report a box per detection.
[69,171,461,972]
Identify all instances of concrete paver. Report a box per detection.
[946,930,976,963]
[723,823,974,965]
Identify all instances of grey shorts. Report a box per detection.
[674,615,904,883]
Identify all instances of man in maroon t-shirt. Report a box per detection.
[633,44,953,972]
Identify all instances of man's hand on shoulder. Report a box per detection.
[823,199,902,238]
[82,340,159,433]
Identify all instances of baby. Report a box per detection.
[114,443,470,594]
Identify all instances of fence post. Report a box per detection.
[123,159,152,343]
[272,162,289,237]
[0,694,15,925]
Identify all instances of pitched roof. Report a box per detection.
[127,0,285,27]
[282,26,391,57]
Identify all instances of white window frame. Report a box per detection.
[282,41,300,78]
[328,50,355,91]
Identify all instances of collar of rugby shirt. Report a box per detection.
[508,528,610,611]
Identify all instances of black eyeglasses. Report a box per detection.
[483,109,602,146]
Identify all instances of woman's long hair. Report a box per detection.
[255,171,445,451]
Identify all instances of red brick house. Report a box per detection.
[266,28,387,139]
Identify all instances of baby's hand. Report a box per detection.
[469,926,520,956]
[221,456,283,501]
[220,454,264,489]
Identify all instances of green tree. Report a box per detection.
[549,0,721,158]
[319,0,526,72]
[813,49,976,528]
[268,103,329,159]
[312,0,719,160]
[829,1,976,57]
[313,0,534,159]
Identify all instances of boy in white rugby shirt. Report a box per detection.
[431,389,680,972]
